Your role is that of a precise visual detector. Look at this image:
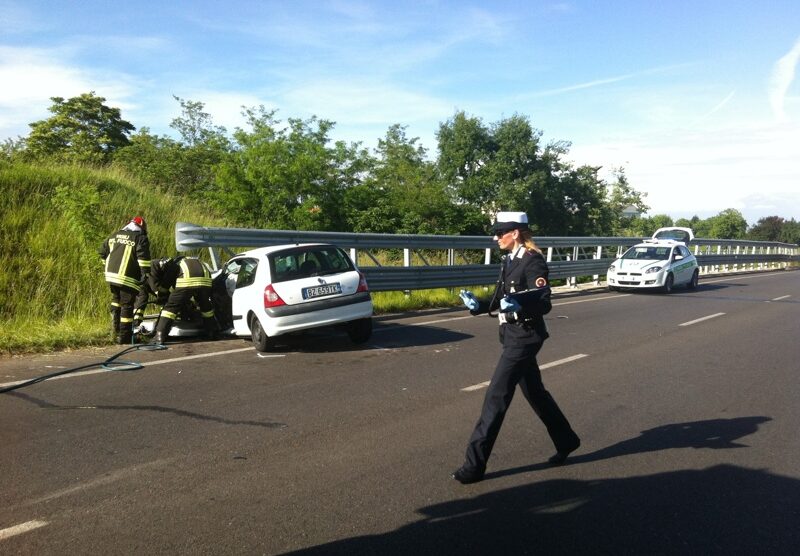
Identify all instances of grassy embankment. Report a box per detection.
[0,162,481,355]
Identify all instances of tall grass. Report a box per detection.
[0,162,493,354]
[0,162,226,353]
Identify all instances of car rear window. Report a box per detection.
[269,246,355,283]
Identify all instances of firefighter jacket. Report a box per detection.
[149,257,212,297]
[99,229,151,291]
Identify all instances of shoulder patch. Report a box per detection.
[535,277,547,288]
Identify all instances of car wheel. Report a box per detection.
[250,315,274,352]
[687,269,699,290]
[662,273,674,294]
[347,317,372,344]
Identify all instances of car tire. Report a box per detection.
[687,269,699,290]
[662,273,674,294]
[608,285,619,292]
[347,317,372,344]
[250,315,274,352]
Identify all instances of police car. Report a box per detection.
[606,228,700,293]
[217,243,373,351]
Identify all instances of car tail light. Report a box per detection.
[356,270,369,293]
[263,284,286,308]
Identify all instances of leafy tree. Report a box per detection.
[24,92,134,164]
[607,168,649,234]
[780,219,800,245]
[706,208,747,239]
[747,216,784,241]
[211,107,361,231]
[113,98,230,195]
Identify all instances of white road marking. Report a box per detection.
[461,354,589,392]
[0,520,48,540]
[679,313,726,327]
[554,294,631,306]
[0,347,261,389]
[770,295,790,301]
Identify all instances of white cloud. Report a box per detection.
[569,121,800,223]
[769,35,800,122]
[0,46,137,137]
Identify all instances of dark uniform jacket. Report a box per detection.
[472,247,552,345]
[99,229,151,291]
[149,257,212,297]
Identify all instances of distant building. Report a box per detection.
[622,205,641,218]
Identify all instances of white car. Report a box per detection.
[217,243,373,351]
[606,227,700,293]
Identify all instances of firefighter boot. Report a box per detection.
[117,323,133,345]
[153,317,173,345]
[203,316,220,341]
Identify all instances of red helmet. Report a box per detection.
[130,216,147,234]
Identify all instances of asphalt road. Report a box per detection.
[1,270,799,555]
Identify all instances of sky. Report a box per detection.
[1,0,799,225]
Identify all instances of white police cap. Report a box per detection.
[492,211,529,234]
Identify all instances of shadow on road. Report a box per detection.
[490,416,773,478]
[286,464,798,555]
[8,391,287,428]
[285,416,796,555]
[261,322,473,353]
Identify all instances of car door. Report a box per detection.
[228,257,260,335]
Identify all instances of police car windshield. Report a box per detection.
[621,246,671,261]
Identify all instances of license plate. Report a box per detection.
[302,283,342,299]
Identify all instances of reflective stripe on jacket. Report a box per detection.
[99,229,151,291]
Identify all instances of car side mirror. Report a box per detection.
[674,254,684,261]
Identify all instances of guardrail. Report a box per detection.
[175,222,798,291]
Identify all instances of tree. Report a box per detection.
[210,107,362,231]
[747,216,784,241]
[113,98,230,196]
[24,92,135,164]
[707,209,747,239]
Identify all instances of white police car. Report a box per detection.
[607,228,699,293]
[216,243,373,351]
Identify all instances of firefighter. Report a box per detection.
[149,256,219,344]
[99,216,151,344]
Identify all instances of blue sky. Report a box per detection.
[2,0,799,224]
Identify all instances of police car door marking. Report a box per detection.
[461,354,589,392]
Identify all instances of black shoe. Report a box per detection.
[548,437,581,466]
[451,466,485,484]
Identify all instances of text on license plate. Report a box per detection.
[302,283,342,299]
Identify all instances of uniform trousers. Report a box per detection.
[109,284,138,342]
[465,340,579,471]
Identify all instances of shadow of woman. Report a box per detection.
[489,416,772,479]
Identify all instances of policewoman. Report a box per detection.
[452,211,581,484]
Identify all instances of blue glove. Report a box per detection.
[459,290,479,311]
[499,296,521,313]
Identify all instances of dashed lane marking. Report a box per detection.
[0,520,48,541]
[461,354,589,392]
[770,295,790,301]
[678,313,726,327]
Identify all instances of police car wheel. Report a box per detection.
[662,273,674,294]
[687,270,699,290]
[250,316,274,352]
